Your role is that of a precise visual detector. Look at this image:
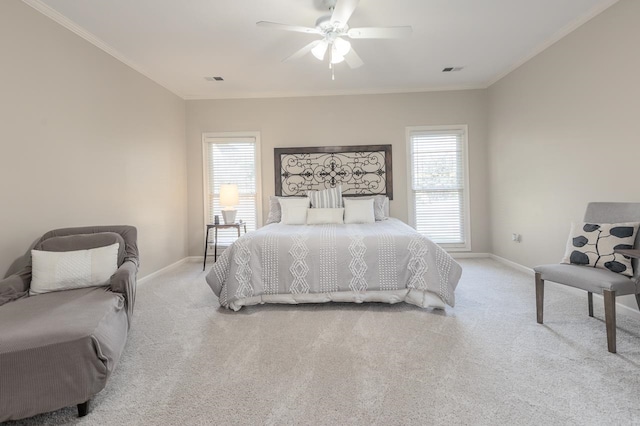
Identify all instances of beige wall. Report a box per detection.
[0,1,188,277]
[488,0,640,309]
[186,90,490,256]
[7,0,635,300]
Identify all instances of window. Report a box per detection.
[406,125,470,251]
[203,132,261,245]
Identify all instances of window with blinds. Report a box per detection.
[407,126,470,250]
[203,134,260,246]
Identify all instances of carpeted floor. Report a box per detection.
[7,258,640,425]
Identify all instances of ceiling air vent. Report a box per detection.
[204,76,224,81]
[442,67,464,73]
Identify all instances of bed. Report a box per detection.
[207,219,461,310]
[205,144,462,311]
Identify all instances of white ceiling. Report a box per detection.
[25,0,617,100]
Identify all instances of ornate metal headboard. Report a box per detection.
[274,145,393,200]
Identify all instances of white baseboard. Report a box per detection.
[489,254,535,275]
[489,254,640,321]
[450,252,490,259]
[138,258,190,285]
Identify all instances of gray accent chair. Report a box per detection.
[0,226,138,422]
[534,203,640,353]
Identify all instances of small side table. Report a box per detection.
[203,223,247,270]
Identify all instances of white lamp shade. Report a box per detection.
[219,184,239,207]
[333,37,351,56]
[330,44,345,64]
[312,40,328,60]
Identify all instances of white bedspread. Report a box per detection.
[206,218,462,311]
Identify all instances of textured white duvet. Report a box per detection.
[206,218,462,311]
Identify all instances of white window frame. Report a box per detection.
[202,131,262,242]
[405,125,471,252]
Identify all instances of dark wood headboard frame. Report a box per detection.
[274,144,393,200]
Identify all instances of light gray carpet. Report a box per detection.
[7,259,640,425]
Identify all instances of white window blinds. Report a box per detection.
[408,127,470,250]
[204,136,259,245]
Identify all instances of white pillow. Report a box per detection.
[279,197,310,225]
[343,198,375,224]
[265,195,308,224]
[30,243,119,295]
[352,195,389,221]
[306,208,344,225]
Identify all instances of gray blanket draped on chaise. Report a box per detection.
[0,226,138,422]
[206,219,462,311]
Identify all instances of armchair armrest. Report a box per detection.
[110,260,137,323]
[0,268,30,306]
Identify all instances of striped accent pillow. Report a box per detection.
[308,185,343,208]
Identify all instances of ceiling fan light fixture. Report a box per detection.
[330,46,345,64]
[333,37,351,56]
[258,0,412,75]
[311,40,329,60]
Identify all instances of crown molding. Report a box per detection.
[19,0,484,101]
[21,0,617,101]
[183,84,488,101]
[21,0,186,99]
[486,0,619,87]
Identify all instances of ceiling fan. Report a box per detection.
[257,0,412,77]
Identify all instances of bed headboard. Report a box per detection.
[274,145,393,200]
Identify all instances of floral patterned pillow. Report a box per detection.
[561,222,639,276]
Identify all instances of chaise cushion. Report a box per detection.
[0,287,128,422]
[534,263,638,295]
[35,232,126,266]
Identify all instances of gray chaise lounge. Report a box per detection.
[0,226,138,422]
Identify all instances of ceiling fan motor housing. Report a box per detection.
[315,15,347,34]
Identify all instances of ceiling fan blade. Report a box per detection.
[256,21,321,35]
[330,0,360,26]
[344,47,364,69]
[347,26,413,39]
[283,40,322,62]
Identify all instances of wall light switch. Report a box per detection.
[512,233,521,243]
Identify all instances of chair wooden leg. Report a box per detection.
[77,400,90,417]
[588,292,594,317]
[535,272,544,324]
[603,290,616,353]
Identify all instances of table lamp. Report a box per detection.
[219,183,239,224]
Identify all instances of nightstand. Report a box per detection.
[203,223,247,270]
